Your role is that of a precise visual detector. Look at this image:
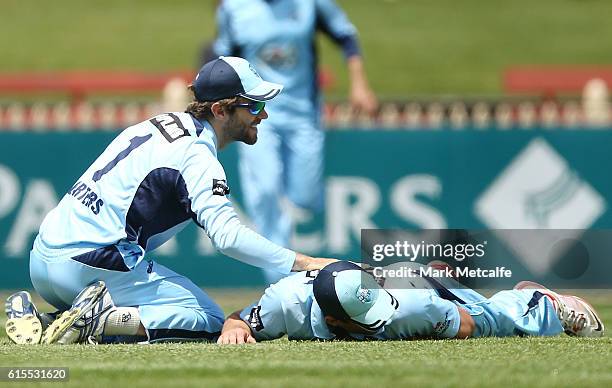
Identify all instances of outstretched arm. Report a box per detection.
[217,311,256,345]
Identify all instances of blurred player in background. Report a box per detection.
[5,56,337,345]
[217,261,605,343]
[211,0,378,283]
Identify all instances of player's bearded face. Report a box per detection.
[225,105,265,145]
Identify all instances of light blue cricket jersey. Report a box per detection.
[239,264,564,341]
[34,112,295,273]
[213,0,360,125]
[239,271,462,341]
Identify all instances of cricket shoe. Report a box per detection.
[41,281,115,344]
[5,291,43,344]
[514,281,605,337]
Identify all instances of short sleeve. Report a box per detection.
[393,291,462,339]
[422,296,461,338]
[239,285,288,341]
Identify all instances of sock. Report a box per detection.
[103,307,141,336]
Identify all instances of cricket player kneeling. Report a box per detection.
[4,55,344,346]
[217,261,605,344]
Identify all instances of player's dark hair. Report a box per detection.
[184,85,239,120]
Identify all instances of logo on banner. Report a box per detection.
[475,138,606,274]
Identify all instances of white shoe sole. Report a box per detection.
[5,291,42,345]
[41,282,107,345]
[5,314,43,344]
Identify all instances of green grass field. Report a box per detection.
[1,290,611,387]
[1,0,612,97]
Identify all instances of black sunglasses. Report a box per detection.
[232,101,266,115]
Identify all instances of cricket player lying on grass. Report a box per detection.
[5,261,604,344]
[217,261,605,344]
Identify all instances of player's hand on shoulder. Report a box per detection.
[217,327,257,345]
[292,253,338,272]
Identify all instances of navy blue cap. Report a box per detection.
[192,56,283,102]
[313,261,399,330]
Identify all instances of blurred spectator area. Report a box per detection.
[504,66,612,97]
[0,67,335,104]
[0,70,193,102]
[0,67,609,130]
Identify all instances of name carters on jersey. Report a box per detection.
[68,181,104,215]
